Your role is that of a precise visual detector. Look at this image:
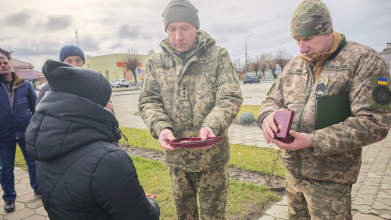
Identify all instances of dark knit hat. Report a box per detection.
[59,45,85,64]
[162,0,200,31]
[42,60,111,107]
[290,0,333,38]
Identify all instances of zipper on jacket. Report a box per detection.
[295,66,314,182]
[2,82,18,139]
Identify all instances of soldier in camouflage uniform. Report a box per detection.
[138,0,243,219]
[258,0,391,219]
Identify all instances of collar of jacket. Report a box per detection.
[0,72,25,90]
[11,72,26,88]
[300,32,347,81]
[0,72,26,107]
[159,30,216,61]
[173,36,200,64]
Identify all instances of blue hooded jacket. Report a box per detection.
[0,72,37,141]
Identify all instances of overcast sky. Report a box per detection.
[1,0,390,71]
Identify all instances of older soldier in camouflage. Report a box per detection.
[138,0,242,219]
[258,0,391,219]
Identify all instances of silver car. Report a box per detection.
[110,79,130,88]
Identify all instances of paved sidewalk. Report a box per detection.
[0,168,47,220]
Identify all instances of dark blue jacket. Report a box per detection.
[0,72,37,141]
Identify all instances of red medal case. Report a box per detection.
[170,136,223,148]
[274,110,295,143]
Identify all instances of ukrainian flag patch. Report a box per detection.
[378,77,388,85]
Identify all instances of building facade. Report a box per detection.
[84,50,156,83]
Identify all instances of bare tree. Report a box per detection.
[259,52,274,79]
[269,59,278,78]
[123,47,141,84]
[246,56,255,73]
[233,58,242,71]
[274,48,292,74]
[252,62,260,78]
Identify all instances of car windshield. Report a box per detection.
[250,76,257,79]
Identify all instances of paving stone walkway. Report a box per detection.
[0,168,47,220]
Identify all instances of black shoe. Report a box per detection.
[4,200,15,213]
[34,191,41,197]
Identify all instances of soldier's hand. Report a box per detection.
[194,127,216,150]
[262,111,279,144]
[273,130,313,151]
[158,128,178,151]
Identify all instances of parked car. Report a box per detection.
[110,79,130,88]
[37,83,47,91]
[243,75,260,84]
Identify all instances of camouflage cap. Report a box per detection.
[290,0,333,38]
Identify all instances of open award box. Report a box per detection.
[274,110,294,143]
[170,136,223,148]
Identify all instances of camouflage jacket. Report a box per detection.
[139,30,243,172]
[258,35,391,184]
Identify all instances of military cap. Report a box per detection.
[290,0,333,38]
[162,0,200,31]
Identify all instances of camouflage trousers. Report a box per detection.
[286,171,353,220]
[168,163,229,220]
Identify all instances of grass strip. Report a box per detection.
[131,156,280,219]
[17,126,285,177]
[119,127,285,177]
[15,143,281,219]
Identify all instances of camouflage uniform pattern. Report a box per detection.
[290,0,333,38]
[139,30,242,219]
[286,171,352,220]
[258,35,391,185]
[258,35,391,219]
[169,163,229,220]
[139,30,243,172]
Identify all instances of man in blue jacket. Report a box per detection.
[0,53,39,213]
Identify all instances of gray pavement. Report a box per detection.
[2,82,390,219]
[0,168,47,220]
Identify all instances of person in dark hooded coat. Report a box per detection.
[25,60,160,220]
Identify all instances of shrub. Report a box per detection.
[238,112,255,125]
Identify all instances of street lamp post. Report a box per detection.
[245,34,253,75]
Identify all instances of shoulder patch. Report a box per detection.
[372,76,391,109]
[373,86,391,105]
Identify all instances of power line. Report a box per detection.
[75,30,80,46]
